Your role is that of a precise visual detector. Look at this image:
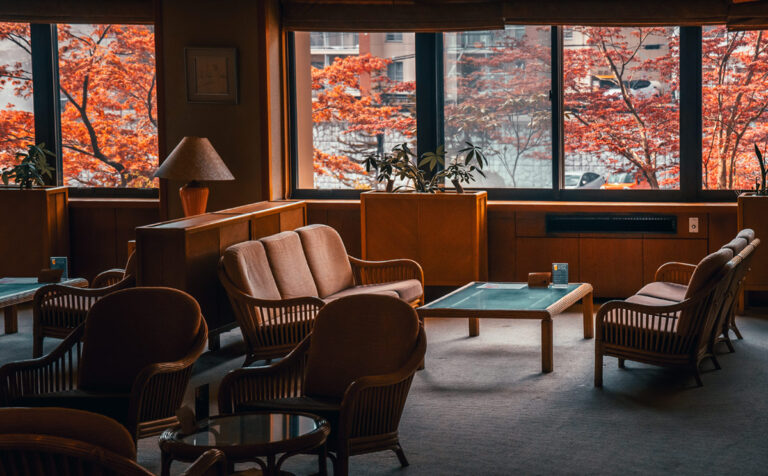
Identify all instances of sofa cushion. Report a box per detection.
[221,241,281,300]
[261,231,319,299]
[297,224,354,298]
[323,279,423,303]
[684,248,733,299]
[721,237,748,255]
[737,228,755,243]
[637,282,687,302]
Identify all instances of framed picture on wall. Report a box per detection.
[185,47,238,104]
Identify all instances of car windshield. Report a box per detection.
[607,172,633,183]
[565,174,581,186]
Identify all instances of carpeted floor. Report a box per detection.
[3,304,768,475]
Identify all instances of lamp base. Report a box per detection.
[179,183,209,216]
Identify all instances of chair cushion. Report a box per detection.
[222,241,281,300]
[323,279,423,304]
[78,288,202,393]
[684,248,733,299]
[636,282,687,302]
[721,237,748,255]
[0,407,135,459]
[737,228,755,243]
[261,232,319,299]
[297,224,355,298]
[305,294,420,400]
[625,294,680,307]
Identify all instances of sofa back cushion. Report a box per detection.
[737,228,755,243]
[304,294,420,399]
[721,237,748,255]
[221,241,281,300]
[297,224,354,298]
[261,231,319,299]
[79,287,202,393]
[684,248,733,299]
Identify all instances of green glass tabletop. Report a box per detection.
[0,279,44,300]
[421,282,582,311]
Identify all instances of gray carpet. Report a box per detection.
[3,304,768,475]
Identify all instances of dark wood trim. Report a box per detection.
[154,0,169,221]
[30,24,62,186]
[258,0,274,201]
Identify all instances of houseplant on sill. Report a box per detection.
[0,143,69,276]
[360,142,489,288]
[737,144,768,309]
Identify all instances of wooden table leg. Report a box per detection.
[541,317,553,373]
[3,306,18,334]
[468,317,479,337]
[582,291,594,339]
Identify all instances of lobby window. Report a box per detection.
[444,26,553,188]
[563,26,680,190]
[702,26,768,190]
[0,23,34,172]
[293,32,416,190]
[58,24,158,188]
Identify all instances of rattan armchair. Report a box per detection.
[0,407,225,476]
[0,287,208,441]
[595,253,736,387]
[33,252,137,357]
[218,294,427,476]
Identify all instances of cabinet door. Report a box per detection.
[580,238,643,298]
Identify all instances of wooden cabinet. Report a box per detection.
[738,194,768,301]
[136,201,306,349]
[0,187,68,277]
[361,191,487,286]
[580,238,643,297]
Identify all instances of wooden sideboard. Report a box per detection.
[135,201,306,349]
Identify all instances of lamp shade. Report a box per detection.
[153,137,235,181]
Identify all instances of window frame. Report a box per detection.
[287,27,743,203]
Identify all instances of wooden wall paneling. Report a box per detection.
[70,207,115,281]
[580,238,643,298]
[251,214,281,239]
[325,208,362,258]
[709,210,738,252]
[279,206,306,231]
[488,211,515,281]
[642,238,708,284]
[672,212,708,239]
[516,237,580,282]
[113,206,161,267]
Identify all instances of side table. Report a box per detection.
[0,277,88,335]
[159,411,330,476]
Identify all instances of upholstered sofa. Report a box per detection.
[219,224,424,365]
[595,229,759,387]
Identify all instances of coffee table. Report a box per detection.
[159,411,330,476]
[0,277,88,335]
[417,282,594,373]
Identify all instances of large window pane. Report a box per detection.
[702,26,768,190]
[58,24,157,188]
[444,26,552,188]
[294,32,416,190]
[0,23,34,172]
[563,27,680,190]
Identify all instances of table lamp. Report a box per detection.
[154,137,235,216]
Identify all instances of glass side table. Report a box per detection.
[159,411,330,476]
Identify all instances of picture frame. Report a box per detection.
[185,47,238,104]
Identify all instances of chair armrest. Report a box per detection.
[348,256,424,300]
[0,325,85,403]
[654,262,696,285]
[181,449,227,476]
[218,336,311,414]
[91,269,126,288]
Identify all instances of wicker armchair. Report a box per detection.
[33,252,137,357]
[219,224,423,366]
[0,407,225,476]
[0,287,208,441]
[218,294,427,476]
[595,249,736,387]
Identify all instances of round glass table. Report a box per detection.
[159,411,330,476]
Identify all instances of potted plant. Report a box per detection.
[737,144,768,308]
[0,143,69,276]
[361,142,488,287]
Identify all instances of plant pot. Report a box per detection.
[360,190,487,286]
[0,186,69,276]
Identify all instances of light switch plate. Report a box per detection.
[689,217,699,233]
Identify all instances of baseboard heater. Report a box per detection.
[545,213,677,234]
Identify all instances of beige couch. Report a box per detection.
[219,224,424,365]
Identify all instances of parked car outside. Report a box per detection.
[564,171,605,189]
[600,171,652,190]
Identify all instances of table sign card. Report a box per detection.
[552,263,568,288]
[50,257,68,280]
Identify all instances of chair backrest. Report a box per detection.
[684,248,733,300]
[221,241,282,300]
[721,237,748,255]
[78,287,203,393]
[304,294,421,399]
[737,228,755,243]
[260,231,319,299]
[124,251,137,278]
[296,224,354,298]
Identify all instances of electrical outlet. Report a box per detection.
[689,217,699,233]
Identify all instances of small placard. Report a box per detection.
[50,257,68,280]
[552,263,568,288]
